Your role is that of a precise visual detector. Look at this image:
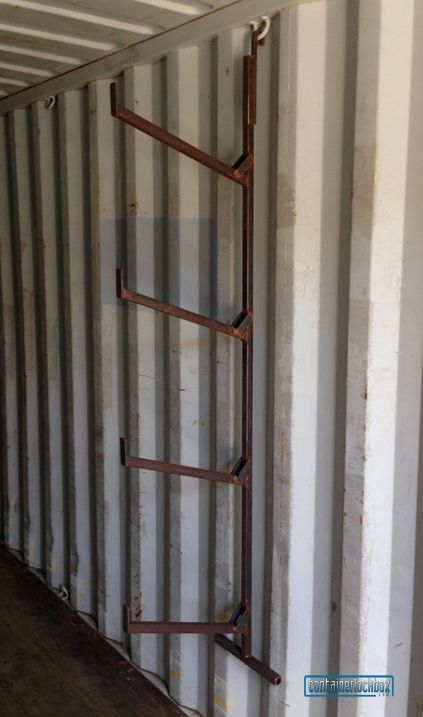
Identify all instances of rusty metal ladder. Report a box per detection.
[111,23,280,685]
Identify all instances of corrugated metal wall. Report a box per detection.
[1,1,423,716]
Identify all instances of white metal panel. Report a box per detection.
[0,116,20,550]
[266,4,348,715]
[339,1,423,716]
[213,27,248,717]
[31,100,66,589]
[58,89,94,615]
[8,109,43,569]
[165,42,213,711]
[123,61,166,676]
[1,2,423,716]
[88,77,126,640]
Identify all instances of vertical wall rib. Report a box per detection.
[123,62,166,678]
[88,79,125,641]
[31,100,66,589]
[58,89,94,616]
[8,109,43,569]
[166,44,212,712]
[0,117,20,550]
[212,27,246,717]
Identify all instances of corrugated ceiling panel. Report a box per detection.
[0,0,237,96]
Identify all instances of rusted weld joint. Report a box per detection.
[230,456,251,486]
[230,602,251,635]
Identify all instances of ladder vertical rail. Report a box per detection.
[241,30,258,659]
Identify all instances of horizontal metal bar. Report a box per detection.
[127,622,238,635]
[214,634,281,686]
[110,83,250,187]
[123,606,238,634]
[116,268,249,341]
[120,437,246,486]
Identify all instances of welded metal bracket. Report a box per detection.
[120,436,249,486]
[116,267,251,342]
[111,23,281,686]
[110,83,251,187]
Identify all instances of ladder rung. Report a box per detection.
[120,437,246,485]
[123,606,239,634]
[117,268,249,341]
[111,83,249,187]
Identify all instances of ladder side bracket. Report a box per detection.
[110,83,250,187]
[116,268,249,341]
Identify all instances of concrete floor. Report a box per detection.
[0,545,184,716]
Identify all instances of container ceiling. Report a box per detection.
[0,0,235,98]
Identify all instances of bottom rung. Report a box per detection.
[123,605,237,634]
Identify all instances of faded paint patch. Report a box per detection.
[351,142,377,232]
[169,650,182,684]
[214,694,228,713]
[277,172,296,228]
[214,674,230,715]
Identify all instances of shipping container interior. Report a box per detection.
[1,0,423,716]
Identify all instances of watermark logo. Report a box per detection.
[304,675,394,698]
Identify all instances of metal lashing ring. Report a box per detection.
[249,15,271,42]
[44,95,56,109]
[58,585,69,601]
[257,15,271,42]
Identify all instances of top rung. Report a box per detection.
[110,83,251,187]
